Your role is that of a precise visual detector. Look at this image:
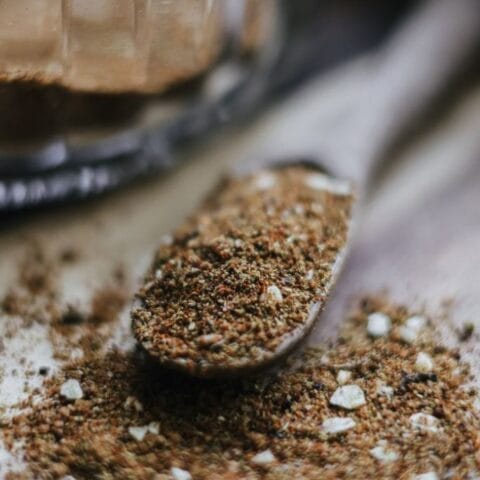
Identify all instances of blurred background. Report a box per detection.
[0,0,423,210]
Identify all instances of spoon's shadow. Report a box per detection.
[126,345,300,444]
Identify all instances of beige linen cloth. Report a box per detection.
[0,0,480,472]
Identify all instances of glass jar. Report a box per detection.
[0,0,411,211]
[0,0,279,209]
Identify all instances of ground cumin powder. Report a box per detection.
[132,166,353,376]
[3,296,480,479]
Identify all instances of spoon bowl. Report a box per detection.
[132,164,353,378]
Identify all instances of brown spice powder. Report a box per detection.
[88,285,129,326]
[4,298,480,479]
[132,166,353,376]
[1,244,60,328]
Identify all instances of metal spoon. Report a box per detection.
[132,0,480,378]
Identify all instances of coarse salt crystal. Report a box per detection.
[254,172,276,191]
[376,382,394,399]
[60,379,83,401]
[336,370,352,385]
[286,234,307,244]
[148,421,160,435]
[170,467,192,480]
[155,269,163,280]
[265,285,283,303]
[410,413,440,433]
[128,425,148,442]
[197,333,223,347]
[330,385,366,410]
[304,172,352,196]
[293,204,305,215]
[415,352,434,373]
[322,417,356,434]
[406,315,427,332]
[412,472,439,480]
[305,269,314,281]
[124,396,143,412]
[399,325,418,344]
[320,354,330,365]
[399,315,427,344]
[370,442,399,463]
[251,449,276,465]
[367,312,391,338]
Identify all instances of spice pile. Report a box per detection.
[3,297,480,479]
[132,166,353,376]
[1,244,127,333]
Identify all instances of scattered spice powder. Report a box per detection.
[458,322,475,342]
[0,245,130,370]
[1,244,60,327]
[132,166,353,376]
[49,280,130,363]
[3,297,480,479]
[88,285,129,326]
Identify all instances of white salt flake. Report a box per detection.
[60,379,83,401]
[336,370,352,385]
[399,325,418,344]
[406,315,427,332]
[286,234,307,244]
[367,312,391,338]
[155,269,163,280]
[293,204,305,215]
[254,172,276,191]
[410,413,440,433]
[128,425,148,442]
[330,385,366,410]
[413,472,439,480]
[148,421,160,435]
[376,382,394,399]
[415,352,434,373]
[265,285,283,303]
[304,172,352,196]
[320,354,330,365]
[399,315,427,344]
[370,442,399,463]
[305,269,314,281]
[197,333,224,347]
[251,449,276,465]
[322,417,356,434]
[170,467,192,480]
[124,395,143,412]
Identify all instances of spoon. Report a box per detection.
[132,0,480,378]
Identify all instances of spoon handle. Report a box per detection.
[324,0,480,185]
